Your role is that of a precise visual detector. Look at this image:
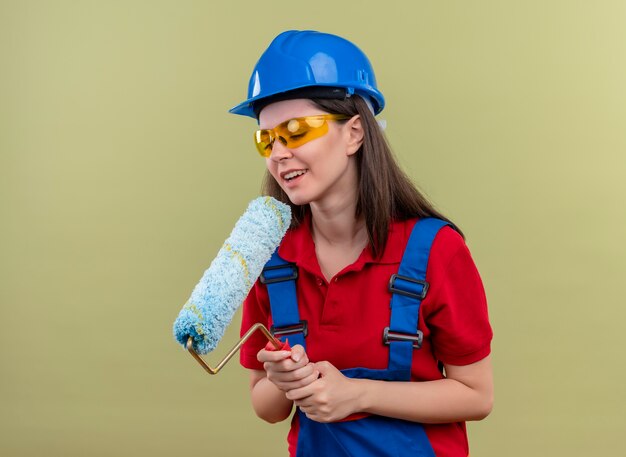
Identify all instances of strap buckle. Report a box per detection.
[271,320,308,339]
[383,327,423,349]
[260,263,298,284]
[388,274,429,300]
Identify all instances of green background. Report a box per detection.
[2,1,625,455]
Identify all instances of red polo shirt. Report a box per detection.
[240,215,493,457]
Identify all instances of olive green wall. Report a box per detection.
[1,1,625,455]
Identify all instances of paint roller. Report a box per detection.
[173,196,292,374]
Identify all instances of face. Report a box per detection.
[258,99,363,207]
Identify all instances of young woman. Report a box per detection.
[232,30,493,457]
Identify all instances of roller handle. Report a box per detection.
[265,339,291,351]
[186,323,284,375]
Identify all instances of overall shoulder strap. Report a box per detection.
[385,218,450,379]
[261,249,306,348]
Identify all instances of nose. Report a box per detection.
[268,138,294,162]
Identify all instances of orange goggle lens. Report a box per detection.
[254,114,350,157]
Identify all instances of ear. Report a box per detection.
[344,115,364,156]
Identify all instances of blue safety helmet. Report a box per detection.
[229,30,385,119]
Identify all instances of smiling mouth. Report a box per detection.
[283,170,308,181]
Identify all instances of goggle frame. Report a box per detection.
[254,114,351,157]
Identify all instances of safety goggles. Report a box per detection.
[254,114,351,157]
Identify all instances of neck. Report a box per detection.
[309,193,369,282]
[309,197,366,247]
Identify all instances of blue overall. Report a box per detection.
[261,218,450,457]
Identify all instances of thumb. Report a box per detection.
[290,344,307,363]
[314,361,334,377]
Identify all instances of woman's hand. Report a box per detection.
[257,344,319,392]
[286,361,361,423]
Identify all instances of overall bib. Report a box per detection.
[261,218,449,457]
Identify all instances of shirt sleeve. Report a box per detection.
[239,281,271,371]
[425,229,493,366]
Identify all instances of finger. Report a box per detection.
[314,360,333,375]
[282,363,318,381]
[265,357,312,374]
[285,356,312,370]
[289,345,308,363]
[257,349,291,363]
[267,363,313,382]
[285,380,318,401]
[273,353,314,372]
[264,361,294,374]
[294,397,314,409]
[282,368,320,390]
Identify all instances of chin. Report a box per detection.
[282,189,315,207]
[285,194,311,206]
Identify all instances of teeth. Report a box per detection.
[284,170,306,180]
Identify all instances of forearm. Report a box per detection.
[356,377,493,424]
[251,376,294,423]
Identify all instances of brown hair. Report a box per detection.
[261,95,463,258]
